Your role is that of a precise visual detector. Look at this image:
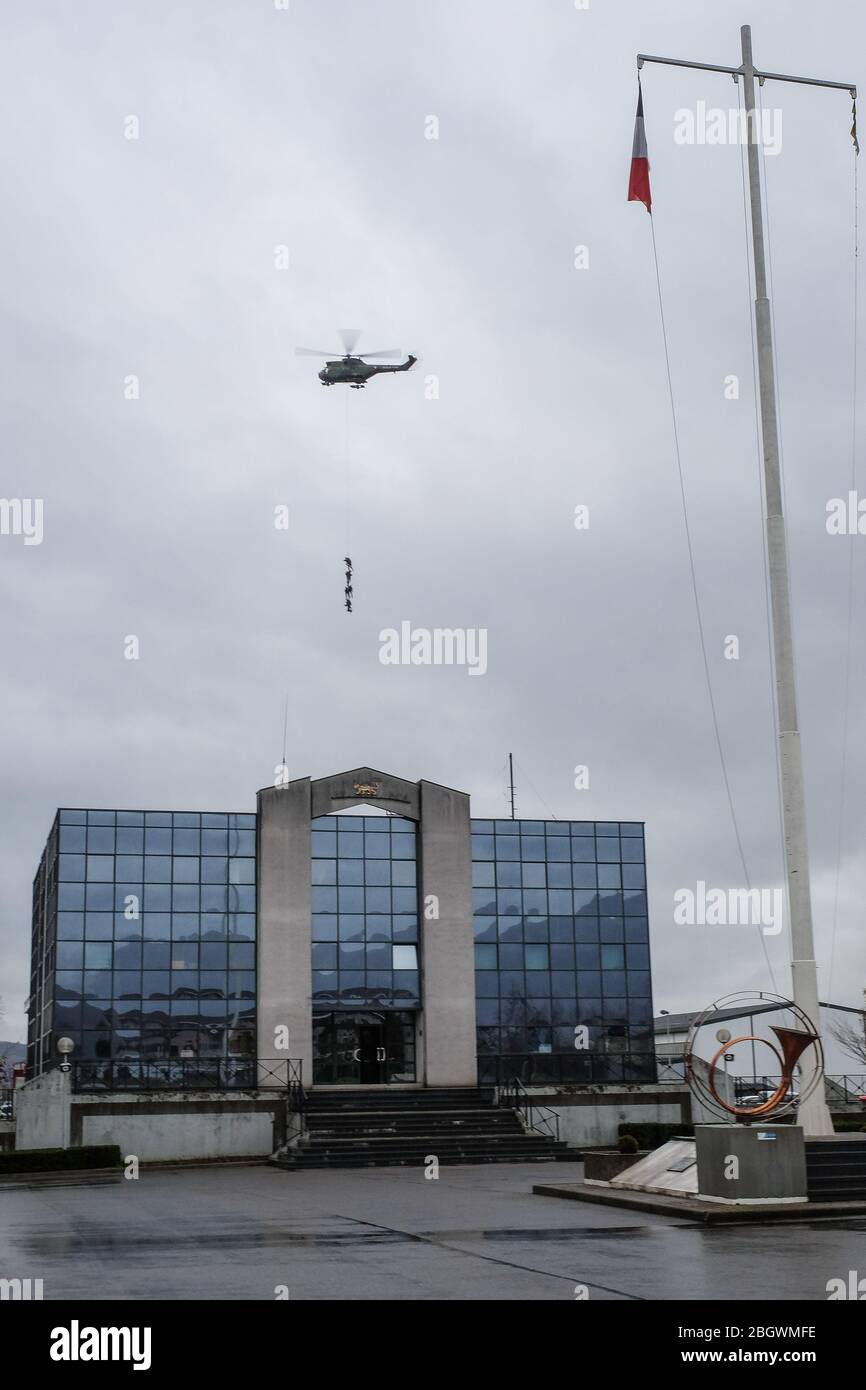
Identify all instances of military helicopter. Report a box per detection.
[296,329,416,388]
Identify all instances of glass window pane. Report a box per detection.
[59,854,86,881]
[115,828,144,854]
[312,915,338,941]
[84,943,112,969]
[173,857,199,883]
[59,825,87,852]
[87,827,115,853]
[525,944,549,970]
[145,857,172,883]
[145,828,172,853]
[87,856,114,882]
[173,884,200,910]
[85,913,113,939]
[228,858,255,884]
[311,832,337,858]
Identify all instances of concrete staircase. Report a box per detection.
[805,1137,866,1201]
[272,1086,573,1170]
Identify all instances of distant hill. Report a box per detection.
[0,1041,26,1062]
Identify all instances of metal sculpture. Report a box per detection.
[685,991,824,1123]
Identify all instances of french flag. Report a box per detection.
[628,86,652,213]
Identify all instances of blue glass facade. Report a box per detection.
[27,800,655,1089]
[472,818,654,1083]
[310,813,420,1008]
[28,808,256,1080]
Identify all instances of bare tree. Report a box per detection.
[830,1000,866,1069]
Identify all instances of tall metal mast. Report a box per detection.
[508,753,516,821]
[638,25,856,1136]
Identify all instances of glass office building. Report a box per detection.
[471,818,653,1083]
[27,808,257,1079]
[27,769,655,1089]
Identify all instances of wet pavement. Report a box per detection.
[1,1161,863,1300]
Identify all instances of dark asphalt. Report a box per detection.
[1,1161,863,1300]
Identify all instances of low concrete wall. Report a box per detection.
[71,1092,290,1162]
[523,1086,690,1149]
[583,1150,647,1182]
[15,1069,71,1150]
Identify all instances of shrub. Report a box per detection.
[0,1145,122,1175]
[618,1133,639,1154]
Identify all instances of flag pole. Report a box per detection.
[636,25,857,1136]
[739,23,832,1136]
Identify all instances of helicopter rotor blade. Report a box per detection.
[339,328,361,355]
[357,349,402,359]
[295,347,340,357]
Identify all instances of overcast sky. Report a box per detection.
[1,0,864,1069]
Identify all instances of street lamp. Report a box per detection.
[715,1029,732,1108]
[56,1037,75,1074]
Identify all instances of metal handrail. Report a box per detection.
[66,1057,304,1096]
[495,1062,560,1141]
[735,1073,866,1105]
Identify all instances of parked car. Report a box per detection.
[737,1089,773,1107]
[737,1087,799,1109]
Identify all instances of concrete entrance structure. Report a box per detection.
[256,768,477,1089]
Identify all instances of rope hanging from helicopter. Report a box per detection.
[344,387,353,613]
[294,329,417,614]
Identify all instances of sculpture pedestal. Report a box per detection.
[695,1123,806,1203]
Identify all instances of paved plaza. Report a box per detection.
[2,1160,862,1301]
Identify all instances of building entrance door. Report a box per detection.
[312,1010,417,1085]
[358,1023,386,1084]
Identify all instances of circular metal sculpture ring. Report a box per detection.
[685,991,824,1123]
[706,1035,785,1117]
